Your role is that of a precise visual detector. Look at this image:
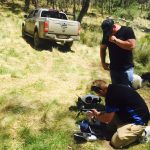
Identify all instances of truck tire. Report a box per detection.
[34,31,41,49]
[64,41,73,49]
[22,25,26,38]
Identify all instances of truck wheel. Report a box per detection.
[22,25,26,38]
[34,31,41,49]
[64,41,73,49]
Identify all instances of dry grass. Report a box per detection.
[0,3,109,149]
[0,1,150,150]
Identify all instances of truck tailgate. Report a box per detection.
[47,19,79,36]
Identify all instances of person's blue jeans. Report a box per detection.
[110,67,134,87]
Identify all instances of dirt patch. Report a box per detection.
[101,140,115,150]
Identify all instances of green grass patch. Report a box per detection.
[32,79,46,91]
[0,132,12,150]
[134,34,150,73]
[18,126,72,150]
[0,65,12,75]
[80,31,101,47]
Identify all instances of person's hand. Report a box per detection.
[102,63,110,70]
[86,110,95,120]
[109,35,117,43]
[86,109,100,120]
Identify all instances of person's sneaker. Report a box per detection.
[85,134,97,141]
[139,126,150,143]
[74,132,87,142]
[74,132,97,142]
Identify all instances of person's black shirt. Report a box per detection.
[105,84,150,125]
[101,26,136,71]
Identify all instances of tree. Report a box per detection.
[32,0,38,9]
[24,0,30,11]
[101,0,104,16]
[47,0,55,8]
[73,0,76,20]
[24,0,38,11]
[138,0,149,3]
[77,0,90,23]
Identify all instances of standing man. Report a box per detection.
[100,19,136,87]
[87,79,149,148]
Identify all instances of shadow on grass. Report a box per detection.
[23,36,75,53]
[140,27,150,33]
[73,132,87,144]
[1,103,31,114]
[54,44,75,53]
[1,2,23,15]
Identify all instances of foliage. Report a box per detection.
[18,127,72,150]
[80,30,100,47]
[134,34,150,73]
[112,3,140,20]
[79,14,102,47]
[147,12,150,20]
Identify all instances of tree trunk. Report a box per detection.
[101,0,104,16]
[138,0,149,4]
[108,0,112,14]
[24,0,30,11]
[119,0,125,7]
[32,0,38,8]
[77,0,90,23]
[73,0,76,20]
[124,0,130,8]
[47,0,55,9]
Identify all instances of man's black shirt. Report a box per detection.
[102,26,136,71]
[105,84,150,125]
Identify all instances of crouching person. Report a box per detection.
[87,80,150,149]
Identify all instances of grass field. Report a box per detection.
[0,1,150,150]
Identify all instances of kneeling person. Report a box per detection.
[87,80,149,148]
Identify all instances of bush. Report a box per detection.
[80,30,101,47]
[147,12,150,20]
[112,4,139,20]
[134,34,150,72]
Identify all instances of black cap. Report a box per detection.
[101,19,114,37]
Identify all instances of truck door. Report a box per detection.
[25,10,35,34]
[30,10,39,35]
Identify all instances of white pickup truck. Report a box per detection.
[22,8,80,49]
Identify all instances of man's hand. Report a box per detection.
[86,110,95,120]
[102,62,110,70]
[86,109,100,120]
[109,35,117,43]
[109,36,136,50]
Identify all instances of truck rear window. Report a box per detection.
[41,11,67,20]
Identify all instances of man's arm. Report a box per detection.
[100,44,110,70]
[87,109,115,124]
[109,36,136,51]
[96,111,115,124]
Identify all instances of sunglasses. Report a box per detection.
[91,86,101,93]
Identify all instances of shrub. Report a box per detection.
[134,34,150,72]
[147,12,150,20]
[80,30,101,47]
[112,4,139,20]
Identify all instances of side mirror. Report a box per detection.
[24,15,28,18]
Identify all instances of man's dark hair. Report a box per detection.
[101,19,114,37]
